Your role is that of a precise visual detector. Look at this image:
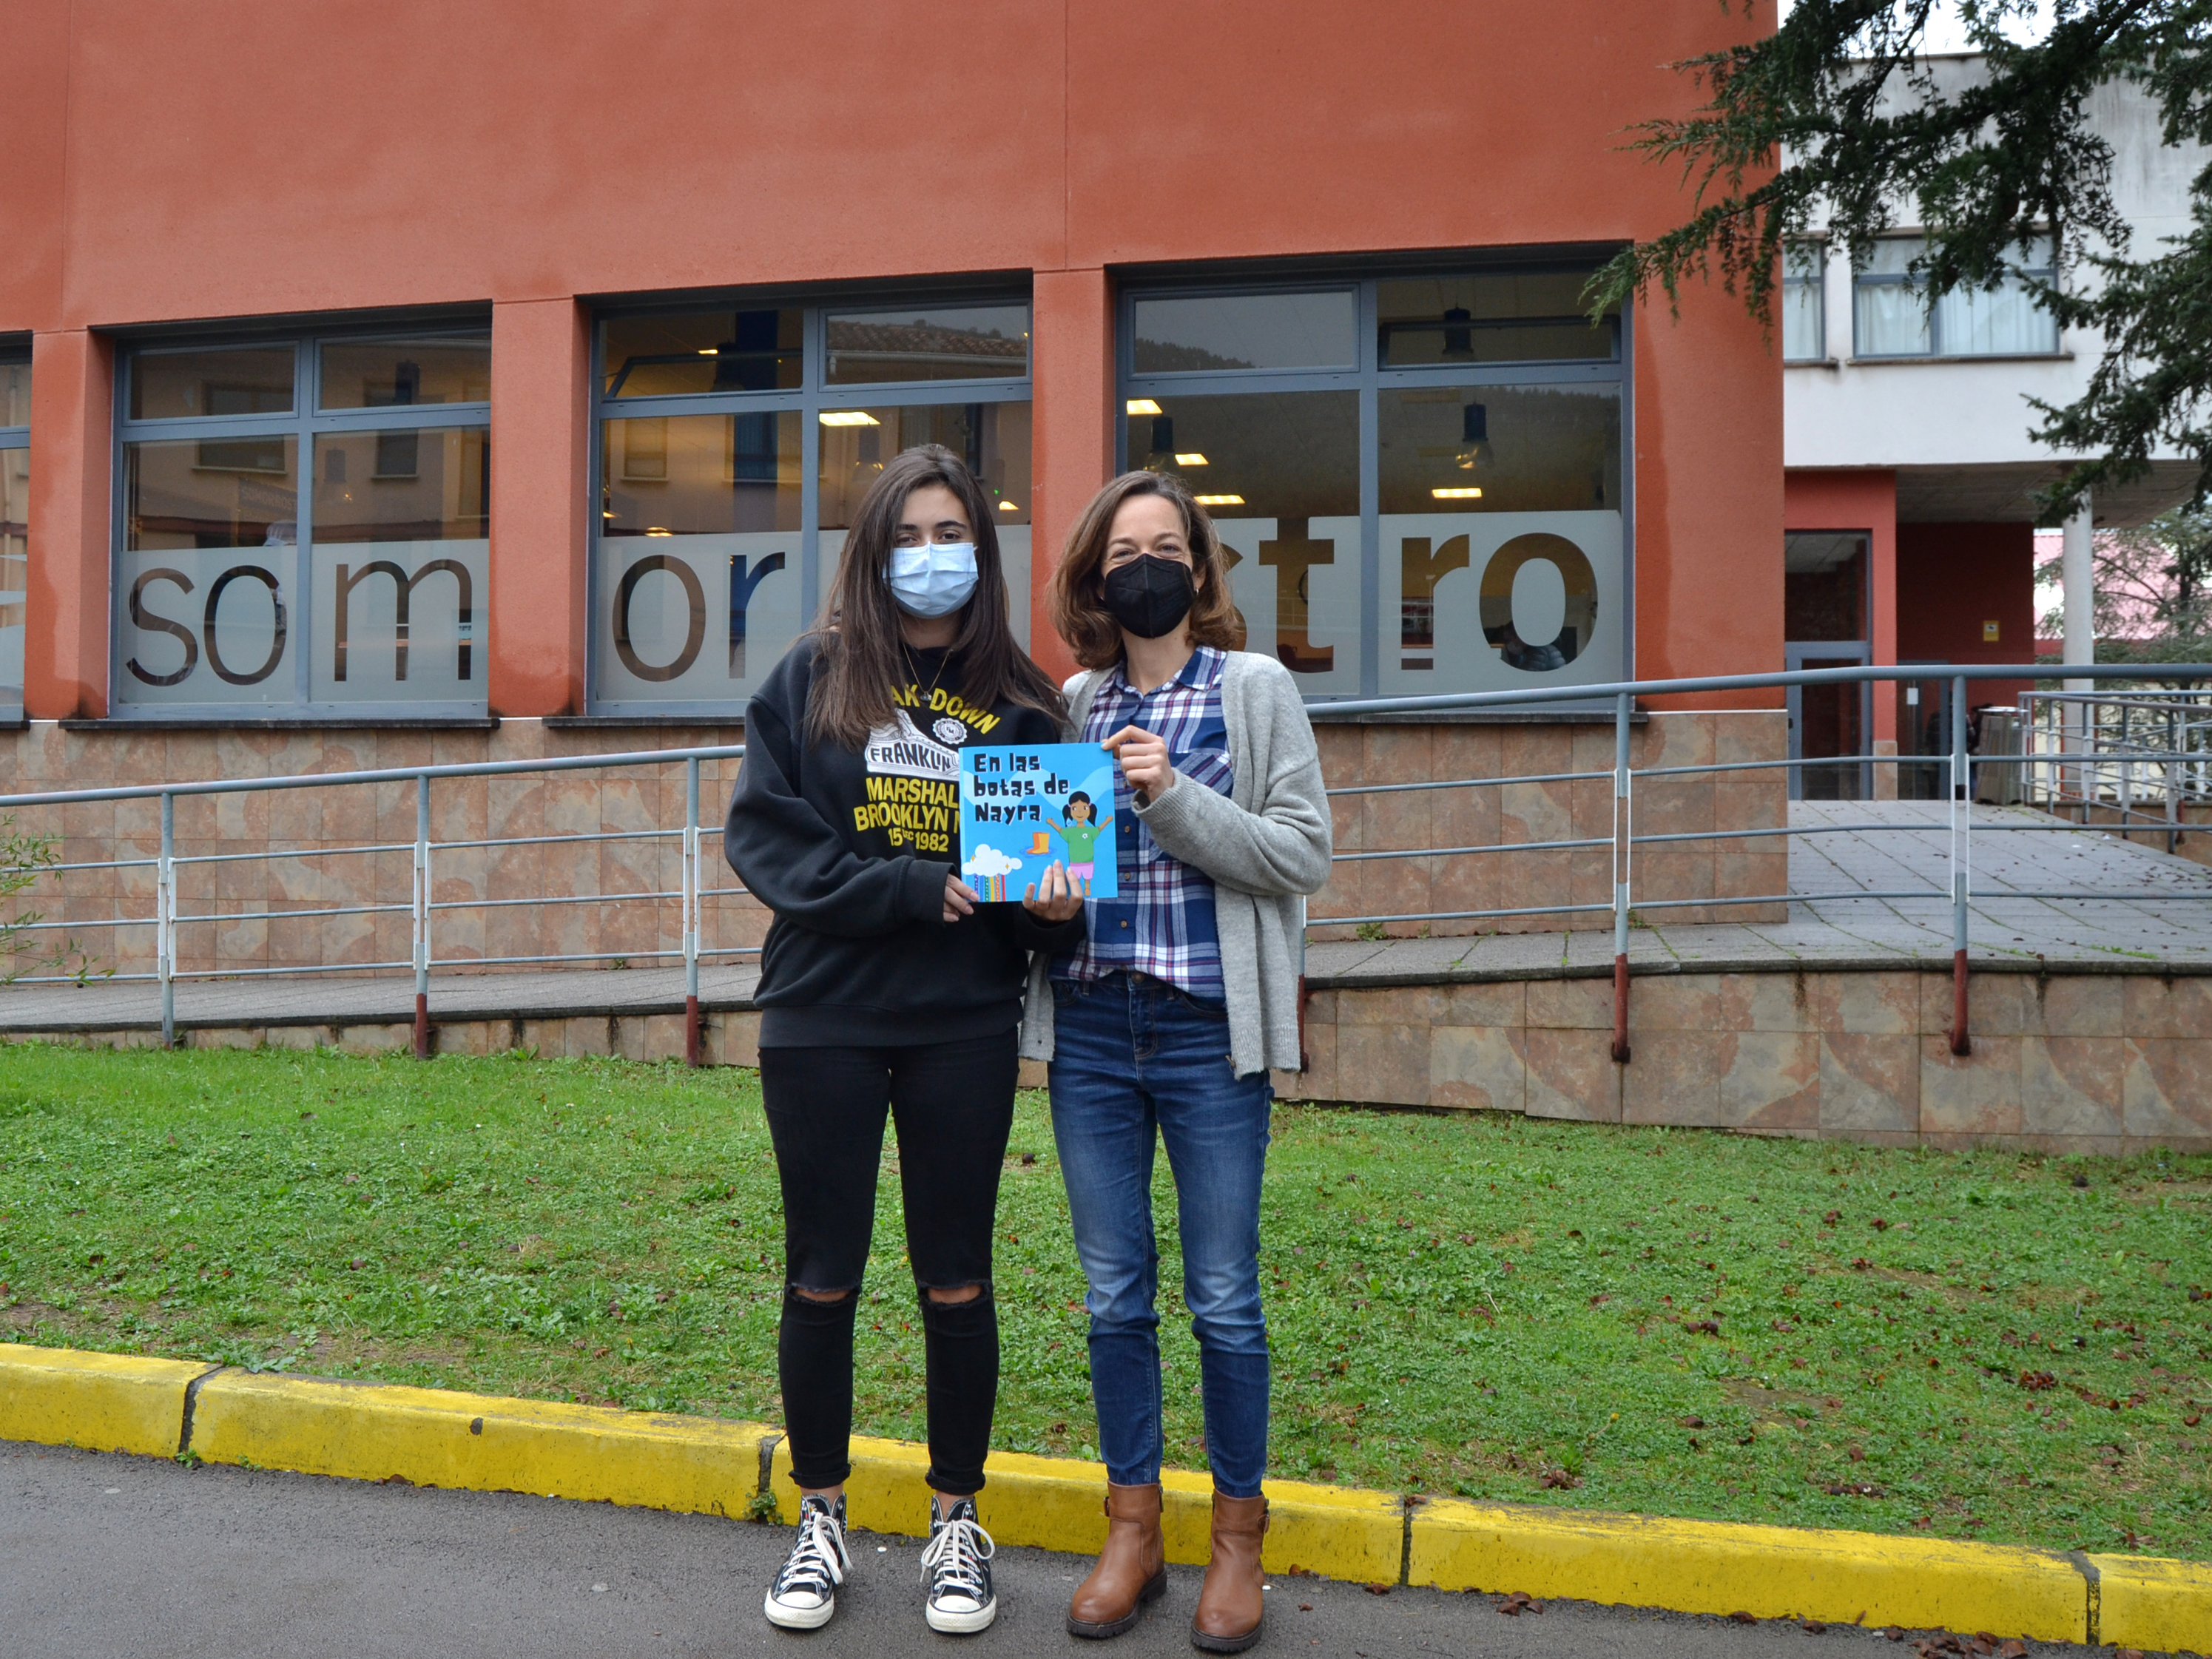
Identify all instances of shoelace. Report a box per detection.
[775,1507,846,1599]
[920,1513,996,1603]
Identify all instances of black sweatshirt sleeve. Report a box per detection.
[724,669,948,939]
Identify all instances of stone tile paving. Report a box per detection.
[5,803,2208,1029]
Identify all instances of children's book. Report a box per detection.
[957,742,1119,900]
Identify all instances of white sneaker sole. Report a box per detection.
[925,1596,998,1635]
[764,1589,836,1631]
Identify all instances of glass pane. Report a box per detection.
[1784,533,1867,641]
[823,305,1031,385]
[119,438,298,705]
[601,309,803,399]
[318,334,490,409]
[1127,391,1360,692]
[1377,271,1616,366]
[1375,387,1624,696]
[308,429,488,705]
[0,447,24,705]
[130,346,295,420]
[816,402,1034,649]
[1855,279,1930,356]
[1131,292,1357,374]
[1783,279,1824,361]
[1936,277,2058,355]
[1863,238,1924,277]
[0,353,28,428]
[595,412,804,705]
[1798,665,1866,800]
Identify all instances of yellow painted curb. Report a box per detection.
[2091,1551,2212,1655]
[190,1370,770,1521]
[767,1431,1401,1582]
[0,1342,211,1458]
[1409,1498,2088,1643]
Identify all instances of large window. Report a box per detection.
[593,297,1031,714]
[1852,236,2060,359]
[0,342,26,717]
[1121,268,1628,700]
[114,328,490,717]
[1783,242,1827,362]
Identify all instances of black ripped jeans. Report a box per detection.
[758,1029,1017,1496]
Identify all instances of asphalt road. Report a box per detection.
[1,1439,2113,1658]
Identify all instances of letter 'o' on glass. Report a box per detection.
[130,346,296,421]
[1132,293,1357,374]
[1480,533,1599,672]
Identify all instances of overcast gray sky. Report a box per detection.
[1777,0,2052,53]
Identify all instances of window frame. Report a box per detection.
[109,319,492,721]
[0,338,30,720]
[1782,240,1828,364]
[1849,234,2062,361]
[587,287,1035,717]
[1116,264,1633,704]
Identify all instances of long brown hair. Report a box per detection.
[805,444,1064,747]
[1048,470,1247,671]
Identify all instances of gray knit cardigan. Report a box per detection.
[1019,649,1334,1078]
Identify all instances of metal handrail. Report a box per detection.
[4,666,2209,1067]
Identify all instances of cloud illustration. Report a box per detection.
[962,844,1024,879]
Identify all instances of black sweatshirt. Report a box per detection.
[724,638,1085,1048]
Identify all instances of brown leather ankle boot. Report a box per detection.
[1066,1481,1167,1638]
[1190,1490,1268,1652]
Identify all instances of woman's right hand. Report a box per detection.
[943,873,979,924]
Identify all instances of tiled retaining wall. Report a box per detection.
[1306,711,1787,938]
[0,720,758,979]
[0,709,1787,979]
[1285,967,2212,1153]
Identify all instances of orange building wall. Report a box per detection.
[0,0,1781,717]
[1897,521,2037,712]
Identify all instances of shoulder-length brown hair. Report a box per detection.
[805,445,1065,748]
[1048,470,1246,671]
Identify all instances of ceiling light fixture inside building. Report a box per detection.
[1126,399,1163,416]
[999,501,1018,510]
[1432,487,1483,499]
[1174,453,1210,466]
[819,410,879,427]
[1193,494,1244,506]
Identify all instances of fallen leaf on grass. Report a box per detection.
[2017,1371,2056,1391]
[1538,1468,1580,1490]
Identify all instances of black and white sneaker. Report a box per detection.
[920,1497,997,1634]
[764,1493,851,1630]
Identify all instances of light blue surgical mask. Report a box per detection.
[887,542,979,618]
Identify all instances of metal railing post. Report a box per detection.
[1947,673,1972,1056]
[412,774,431,1060]
[1611,690,1632,1064]
[158,791,175,1048]
[684,756,702,1067]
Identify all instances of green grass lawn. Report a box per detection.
[1,1044,2208,1558]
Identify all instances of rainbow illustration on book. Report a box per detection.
[957,742,1119,902]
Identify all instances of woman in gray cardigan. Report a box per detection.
[1029,470,1332,1653]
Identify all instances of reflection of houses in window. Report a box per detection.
[823,319,1028,382]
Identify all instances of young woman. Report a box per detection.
[1028,470,1332,1652]
[724,445,1082,1636]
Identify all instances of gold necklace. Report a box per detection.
[904,643,951,717]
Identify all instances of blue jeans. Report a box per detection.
[1048,972,1273,1498]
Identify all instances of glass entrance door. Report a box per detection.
[1784,531,1872,800]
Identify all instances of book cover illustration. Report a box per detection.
[957,742,1119,901]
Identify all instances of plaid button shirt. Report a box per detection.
[1054,645,1234,1001]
